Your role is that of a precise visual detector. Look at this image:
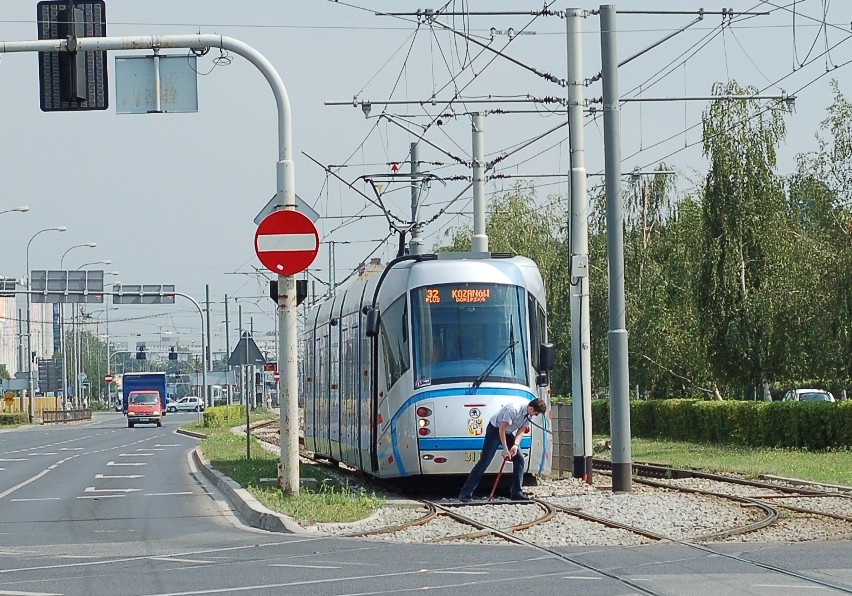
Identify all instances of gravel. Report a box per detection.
[251,425,852,546]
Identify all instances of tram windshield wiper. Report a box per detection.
[467,339,518,394]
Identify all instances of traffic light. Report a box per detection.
[168,347,177,360]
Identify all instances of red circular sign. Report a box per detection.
[104,374,114,383]
[273,371,280,381]
[254,210,320,276]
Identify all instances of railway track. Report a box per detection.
[246,422,852,593]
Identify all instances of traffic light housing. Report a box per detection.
[168,347,177,360]
[136,346,146,360]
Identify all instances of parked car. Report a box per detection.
[782,388,836,403]
[167,396,205,412]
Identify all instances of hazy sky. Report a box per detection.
[0,1,848,355]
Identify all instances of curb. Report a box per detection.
[190,445,307,534]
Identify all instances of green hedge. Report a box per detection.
[591,399,852,450]
[202,405,247,428]
[0,412,28,426]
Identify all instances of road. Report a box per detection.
[2,413,852,596]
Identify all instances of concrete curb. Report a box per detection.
[190,445,307,534]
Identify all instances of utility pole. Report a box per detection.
[224,294,232,406]
[600,4,632,492]
[408,142,423,255]
[471,113,488,253]
[205,284,212,407]
[566,9,593,483]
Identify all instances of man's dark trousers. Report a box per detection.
[459,422,525,499]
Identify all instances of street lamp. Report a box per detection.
[1,206,29,216]
[72,260,112,406]
[59,242,97,408]
[26,225,67,422]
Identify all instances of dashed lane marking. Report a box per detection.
[95,474,143,479]
[84,487,142,494]
[149,556,214,564]
[270,564,343,569]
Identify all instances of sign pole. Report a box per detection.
[278,153,300,496]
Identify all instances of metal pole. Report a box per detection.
[408,142,423,255]
[471,113,488,253]
[26,226,66,422]
[600,5,632,492]
[566,9,593,483]
[225,294,232,406]
[205,284,212,408]
[105,303,110,402]
[1,33,297,492]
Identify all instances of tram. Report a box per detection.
[300,251,554,479]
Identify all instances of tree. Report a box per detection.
[697,81,788,399]
[793,80,852,394]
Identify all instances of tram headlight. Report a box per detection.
[418,418,429,428]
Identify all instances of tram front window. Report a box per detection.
[411,284,528,387]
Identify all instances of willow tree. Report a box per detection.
[793,81,852,394]
[697,81,788,399]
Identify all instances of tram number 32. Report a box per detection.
[465,452,481,462]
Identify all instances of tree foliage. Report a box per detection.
[697,81,787,395]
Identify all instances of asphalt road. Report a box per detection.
[2,413,852,596]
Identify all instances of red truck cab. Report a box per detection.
[126,390,163,428]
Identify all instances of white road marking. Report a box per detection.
[26,453,58,456]
[10,498,60,502]
[107,461,146,466]
[0,458,26,462]
[59,448,84,451]
[95,474,144,479]
[149,556,213,564]
[84,487,142,493]
[119,453,154,457]
[76,494,125,499]
[146,492,193,496]
[429,570,490,575]
[0,589,62,595]
[270,564,343,569]
[155,444,180,447]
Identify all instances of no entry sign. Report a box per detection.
[254,209,320,275]
[104,374,113,383]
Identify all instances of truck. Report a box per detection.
[122,372,168,428]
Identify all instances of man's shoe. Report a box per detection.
[510,492,529,501]
[458,494,471,503]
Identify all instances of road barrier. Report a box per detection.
[42,409,92,424]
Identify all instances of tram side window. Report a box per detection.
[379,296,410,389]
[528,294,547,371]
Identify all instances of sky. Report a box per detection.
[0,0,849,358]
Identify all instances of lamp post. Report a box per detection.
[2,207,28,412]
[59,243,97,408]
[72,260,111,406]
[1,206,29,216]
[26,225,67,422]
[85,273,118,404]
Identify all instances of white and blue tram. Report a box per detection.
[300,252,554,480]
